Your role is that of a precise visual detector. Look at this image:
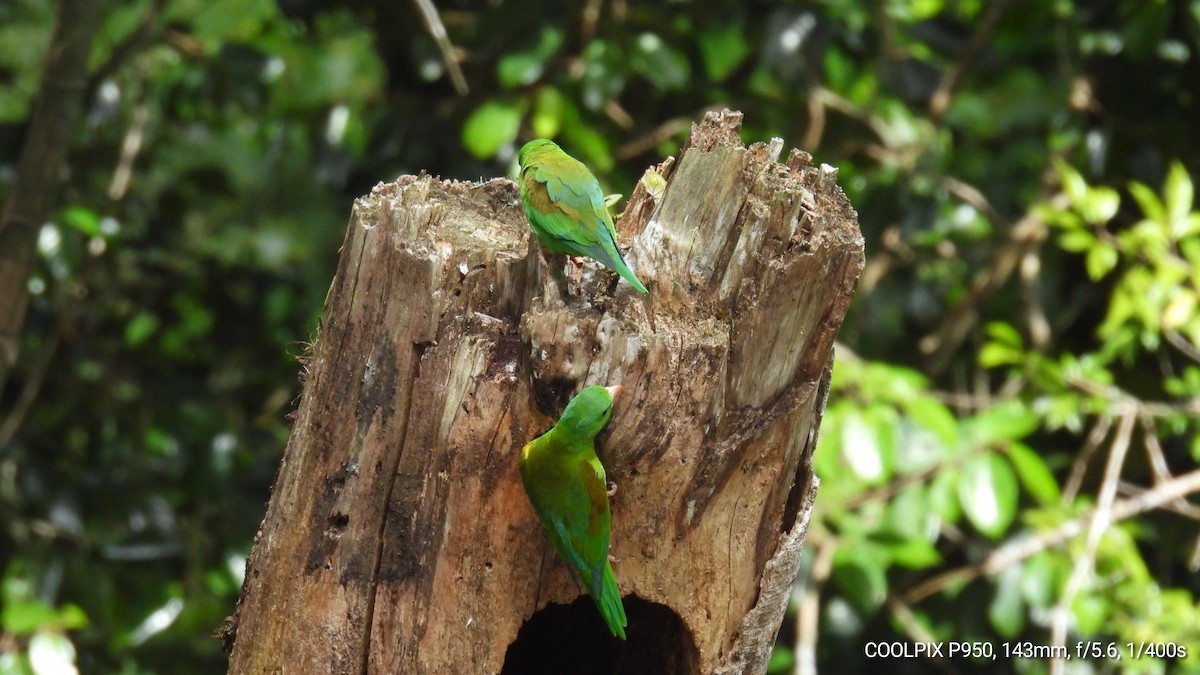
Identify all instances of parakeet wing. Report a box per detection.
[523,164,624,271]
[520,440,628,638]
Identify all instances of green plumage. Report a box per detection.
[519,384,628,639]
[518,139,649,294]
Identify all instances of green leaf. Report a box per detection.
[26,632,79,672]
[642,168,667,198]
[629,32,690,91]
[530,87,564,139]
[881,485,932,540]
[1007,443,1061,505]
[1072,593,1109,636]
[959,453,1019,538]
[766,645,794,674]
[497,52,544,90]
[1058,228,1096,252]
[496,27,564,89]
[884,536,942,569]
[905,396,958,452]
[1164,161,1195,230]
[461,99,521,159]
[930,469,962,523]
[1128,180,1166,225]
[1081,185,1120,224]
[1085,242,1119,279]
[985,321,1024,348]
[1021,551,1063,609]
[989,563,1026,638]
[698,23,750,82]
[833,546,888,614]
[979,342,1021,368]
[1,578,88,634]
[841,409,893,484]
[965,400,1039,447]
[60,206,101,236]
[1057,159,1089,208]
[124,312,160,347]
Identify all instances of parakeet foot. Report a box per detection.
[607,481,618,496]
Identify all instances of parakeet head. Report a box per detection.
[555,384,623,440]
[518,138,560,169]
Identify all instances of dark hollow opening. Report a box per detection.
[502,595,698,674]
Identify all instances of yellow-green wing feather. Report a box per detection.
[519,141,648,293]
[519,434,628,639]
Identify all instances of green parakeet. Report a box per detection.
[518,139,649,294]
[519,384,629,639]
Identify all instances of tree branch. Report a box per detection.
[0,0,102,392]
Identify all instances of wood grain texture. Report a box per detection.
[226,110,863,674]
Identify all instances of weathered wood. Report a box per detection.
[226,110,863,674]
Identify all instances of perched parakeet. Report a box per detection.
[518,139,649,294]
[519,384,629,639]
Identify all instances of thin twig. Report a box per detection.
[614,106,727,160]
[1063,414,1113,503]
[1118,481,1200,521]
[801,94,825,153]
[0,0,103,391]
[87,0,167,95]
[918,190,1064,373]
[1139,415,1174,486]
[1020,248,1052,349]
[1165,330,1200,365]
[903,463,1200,604]
[0,333,59,449]
[794,537,835,675]
[109,101,150,200]
[1048,411,1135,674]
[928,0,1016,124]
[885,595,955,674]
[410,0,468,95]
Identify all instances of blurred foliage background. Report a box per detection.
[2,0,1199,673]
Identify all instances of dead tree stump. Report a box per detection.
[225,110,863,675]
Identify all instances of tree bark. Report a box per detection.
[0,0,101,392]
[225,110,863,674]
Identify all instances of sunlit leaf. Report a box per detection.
[1085,242,1119,279]
[964,400,1039,447]
[60,206,102,237]
[989,563,1026,638]
[28,631,78,675]
[930,469,962,523]
[497,27,564,89]
[461,99,521,159]
[833,546,888,613]
[1006,443,1061,505]
[1072,593,1109,636]
[629,32,690,91]
[1164,161,1195,230]
[531,87,564,139]
[1058,228,1096,252]
[1081,185,1120,224]
[125,312,160,347]
[1021,551,1063,609]
[904,397,958,452]
[698,23,750,82]
[959,453,1019,538]
[1127,180,1166,225]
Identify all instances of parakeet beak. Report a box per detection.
[605,384,624,401]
